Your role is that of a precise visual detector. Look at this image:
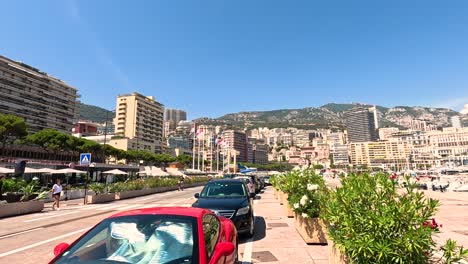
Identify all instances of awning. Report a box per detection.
[138,166,169,177]
[50,168,86,174]
[0,167,14,174]
[102,169,128,175]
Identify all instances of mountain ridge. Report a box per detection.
[195,103,465,130]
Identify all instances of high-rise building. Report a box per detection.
[0,55,79,134]
[450,116,462,128]
[113,92,164,153]
[222,130,248,163]
[164,109,187,132]
[343,106,378,142]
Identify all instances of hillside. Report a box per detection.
[195,103,462,130]
[78,102,114,122]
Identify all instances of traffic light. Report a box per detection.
[14,160,27,176]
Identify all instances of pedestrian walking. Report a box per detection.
[178,176,184,191]
[52,179,62,211]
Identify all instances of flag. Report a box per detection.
[190,125,196,134]
[196,129,204,140]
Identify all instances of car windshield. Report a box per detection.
[200,182,246,198]
[53,215,198,264]
[234,177,250,184]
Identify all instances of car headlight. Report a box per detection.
[236,206,250,216]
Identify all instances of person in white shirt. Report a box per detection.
[52,179,62,211]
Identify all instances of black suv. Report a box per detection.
[192,179,255,237]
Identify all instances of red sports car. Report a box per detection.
[49,207,238,264]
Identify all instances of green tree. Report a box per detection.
[0,114,28,153]
[176,154,193,168]
[313,164,324,170]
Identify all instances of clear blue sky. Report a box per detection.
[2,0,468,119]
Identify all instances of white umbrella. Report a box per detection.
[24,167,48,174]
[102,169,128,175]
[0,167,14,174]
[51,168,86,174]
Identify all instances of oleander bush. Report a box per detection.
[281,168,327,218]
[89,183,105,195]
[322,173,442,263]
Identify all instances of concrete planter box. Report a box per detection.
[328,240,347,264]
[116,189,152,200]
[280,192,288,206]
[44,189,86,202]
[283,202,295,218]
[0,200,45,218]
[86,193,115,204]
[294,213,328,245]
[278,191,285,204]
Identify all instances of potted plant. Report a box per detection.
[321,173,468,264]
[86,183,114,204]
[283,168,328,244]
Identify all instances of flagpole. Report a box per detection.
[197,137,200,170]
[192,124,196,170]
[216,139,219,173]
[210,135,213,172]
[202,133,205,172]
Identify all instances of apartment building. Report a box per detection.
[0,55,79,134]
[113,92,164,153]
[164,108,187,135]
[378,127,399,141]
[349,141,412,169]
[222,130,248,163]
[428,127,468,157]
[343,106,378,142]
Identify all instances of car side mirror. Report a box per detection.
[209,242,235,264]
[53,242,70,256]
[194,193,200,199]
[250,193,256,199]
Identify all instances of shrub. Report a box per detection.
[321,173,440,263]
[281,168,327,218]
[89,183,105,195]
[2,179,28,193]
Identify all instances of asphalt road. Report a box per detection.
[0,186,258,264]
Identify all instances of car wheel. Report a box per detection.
[246,217,255,238]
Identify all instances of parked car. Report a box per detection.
[246,174,261,193]
[193,179,255,238]
[49,207,238,264]
[233,176,256,197]
[261,176,271,186]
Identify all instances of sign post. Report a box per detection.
[80,153,92,205]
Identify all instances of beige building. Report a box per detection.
[378,127,399,141]
[113,92,164,153]
[349,141,412,169]
[428,127,468,157]
[0,55,79,134]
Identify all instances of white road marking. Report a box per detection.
[96,204,128,211]
[24,211,81,222]
[116,204,146,211]
[0,227,90,258]
[241,238,253,264]
[0,228,44,239]
[138,203,162,209]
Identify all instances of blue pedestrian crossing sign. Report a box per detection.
[80,153,92,165]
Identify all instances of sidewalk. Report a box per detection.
[248,187,328,264]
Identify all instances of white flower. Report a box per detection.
[300,195,308,206]
[307,184,318,191]
[293,203,300,209]
[301,213,309,218]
